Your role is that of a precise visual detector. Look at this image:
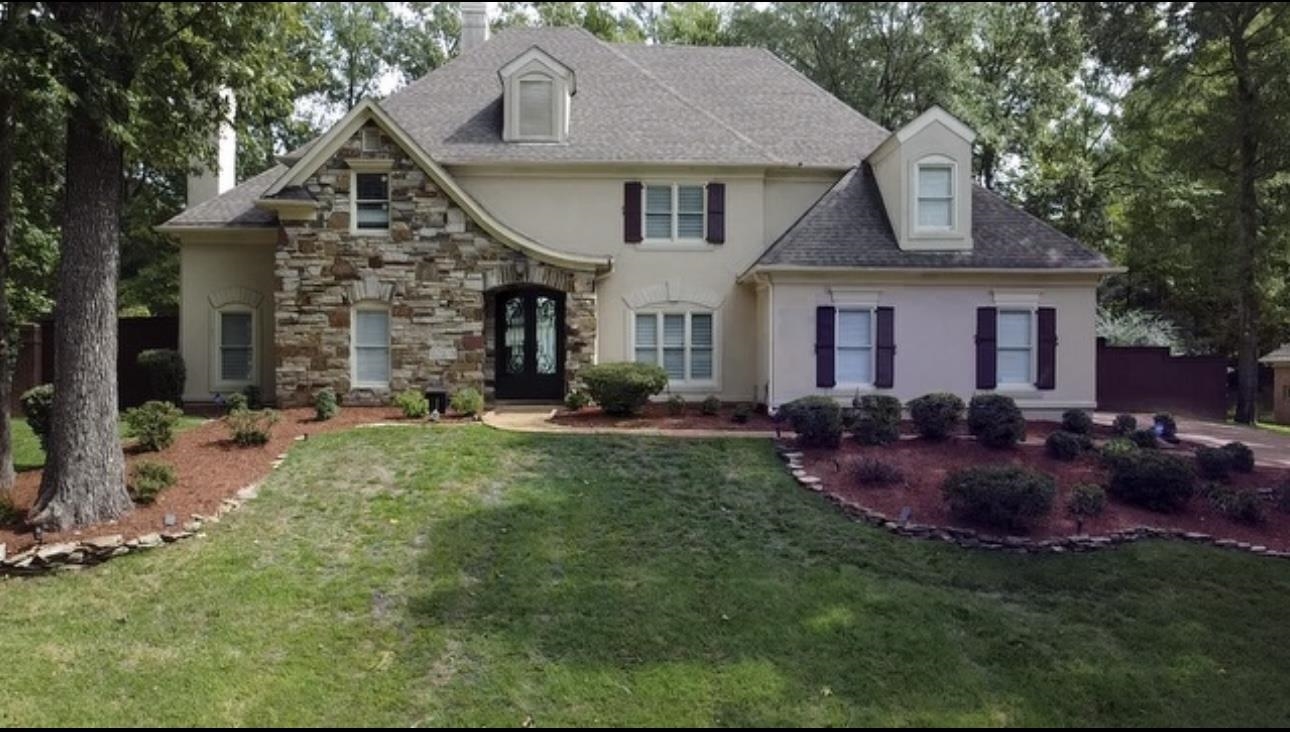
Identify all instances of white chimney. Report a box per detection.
[460,2,490,52]
[187,88,237,208]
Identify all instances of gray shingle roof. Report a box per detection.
[755,165,1114,270]
[163,165,284,227]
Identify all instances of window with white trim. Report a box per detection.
[633,310,714,383]
[836,308,873,385]
[354,172,389,231]
[916,163,954,229]
[361,128,381,152]
[643,183,706,241]
[216,308,255,387]
[517,75,556,138]
[997,309,1034,384]
[352,306,391,387]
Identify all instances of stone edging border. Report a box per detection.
[0,439,303,579]
[775,442,1290,560]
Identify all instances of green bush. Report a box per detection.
[451,387,485,417]
[137,349,186,406]
[907,392,965,440]
[700,395,721,416]
[129,461,176,505]
[123,400,183,452]
[242,385,264,410]
[732,403,751,424]
[0,493,21,525]
[564,390,589,412]
[1045,431,1084,461]
[1067,483,1107,520]
[1223,441,1255,474]
[394,389,430,419]
[665,394,686,416]
[854,457,904,486]
[1153,413,1179,443]
[226,408,279,447]
[19,384,54,453]
[941,465,1055,531]
[1112,414,1137,436]
[780,396,843,448]
[225,392,249,413]
[1107,450,1195,512]
[853,395,902,446]
[1195,446,1234,480]
[580,362,669,416]
[1129,428,1159,449]
[1099,438,1138,468]
[1208,485,1264,525]
[1061,409,1094,436]
[967,394,1026,448]
[314,388,340,421]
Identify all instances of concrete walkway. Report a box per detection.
[482,408,779,439]
[1095,412,1290,468]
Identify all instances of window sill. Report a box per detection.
[350,228,391,237]
[992,383,1038,393]
[636,241,718,252]
[661,382,720,394]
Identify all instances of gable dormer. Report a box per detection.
[499,46,575,144]
[867,106,976,251]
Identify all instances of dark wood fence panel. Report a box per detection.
[1096,338,1228,419]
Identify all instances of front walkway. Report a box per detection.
[483,408,778,439]
[1095,412,1290,468]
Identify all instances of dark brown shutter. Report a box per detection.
[815,306,835,388]
[975,307,997,390]
[623,181,642,243]
[706,182,725,244]
[1036,307,1057,390]
[875,306,895,388]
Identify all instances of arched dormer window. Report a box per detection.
[500,47,574,143]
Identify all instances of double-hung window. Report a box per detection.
[997,309,1034,385]
[354,172,389,231]
[217,309,254,387]
[836,309,873,385]
[633,310,714,384]
[643,183,706,242]
[916,163,954,230]
[353,306,391,387]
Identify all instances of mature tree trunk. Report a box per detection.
[1230,14,1261,425]
[0,74,15,492]
[30,2,132,529]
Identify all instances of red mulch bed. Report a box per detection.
[799,425,1290,551]
[0,407,454,554]
[551,403,779,431]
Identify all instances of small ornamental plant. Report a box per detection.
[129,461,177,505]
[1111,414,1137,436]
[314,387,340,421]
[394,389,430,419]
[226,408,280,447]
[123,400,184,452]
[451,387,485,417]
[700,395,721,416]
[853,395,902,446]
[1060,409,1095,436]
[1067,483,1107,533]
[907,393,964,440]
[731,403,752,424]
[564,390,589,412]
[666,394,686,416]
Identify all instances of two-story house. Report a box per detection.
[159,4,1117,417]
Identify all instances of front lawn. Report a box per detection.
[0,426,1287,726]
[9,414,207,471]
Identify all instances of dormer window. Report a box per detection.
[916,161,954,230]
[500,47,574,143]
[517,75,556,138]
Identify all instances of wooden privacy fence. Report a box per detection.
[12,316,179,412]
[1095,338,1228,420]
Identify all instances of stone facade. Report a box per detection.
[274,122,596,406]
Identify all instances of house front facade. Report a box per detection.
[160,5,1118,417]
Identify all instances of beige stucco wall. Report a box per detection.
[870,118,973,250]
[178,239,277,402]
[767,273,1099,417]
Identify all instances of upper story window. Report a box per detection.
[517,75,556,138]
[353,172,389,231]
[361,128,382,152]
[916,162,954,230]
[644,183,706,242]
[500,47,575,143]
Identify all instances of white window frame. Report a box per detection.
[350,169,390,235]
[630,308,718,390]
[996,307,1038,389]
[914,158,956,233]
[361,128,382,152]
[835,307,876,388]
[212,305,257,392]
[351,303,392,389]
[641,182,708,244]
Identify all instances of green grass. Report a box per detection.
[10,415,207,471]
[1,426,1288,726]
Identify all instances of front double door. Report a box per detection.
[494,288,566,401]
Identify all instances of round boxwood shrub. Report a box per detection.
[1153,413,1179,443]
[1112,413,1137,436]
[665,393,686,416]
[1195,445,1234,481]
[1061,409,1094,436]
[700,395,721,416]
[1107,450,1195,512]
[129,460,176,505]
[1208,485,1264,525]
[967,394,1026,448]
[564,390,589,412]
[1129,428,1158,449]
[1099,438,1137,468]
[941,465,1055,532]
[1067,483,1107,521]
[19,384,54,453]
[137,349,186,406]
[852,394,902,446]
[907,392,964,440]
[314,387,340,421]
[780,396,843,448]
[451,387,485,417]
[580,362,669,416]
[394,389,430,419]
[731,403,752,424]
[1223,441,1255,474]
[1045,430,1084,461]
[123,400,183,452]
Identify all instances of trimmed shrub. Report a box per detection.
[854,457,904,486]
[853,395,902,446]
[780,396,843,448]
[1195,446,1234,481]
[1129,428,1159,449]
[907,392,964,440]
[394,389,430,419]
[137,349,186,406]
[225,392,249,413]
[564,390,589,412]
[451,387,485,417]
[967,394,1026,449]
[314,388,340,421]
[1107,450,1195,512]
[840,407,859,431]
[129,461,176,505]
[1208,486,1264,525]
[1153,412,1179,443]
[941,465,1055,531]
[226,408,279,447]
[1223,441,1255,474]
[580,362,669,416]
[1061,409,1094,436]
[1276,481,1290,514]
[1045,431,1084,461]
[242,385,264,410]
[123,400,183,452]
[1099,438,1138,468]
[665,393,686,416]
[1112,413,1137,436]
[732,403,751,424]
[1067,483,1107,520]
[700,395,721,416]
[19,384,54,453]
